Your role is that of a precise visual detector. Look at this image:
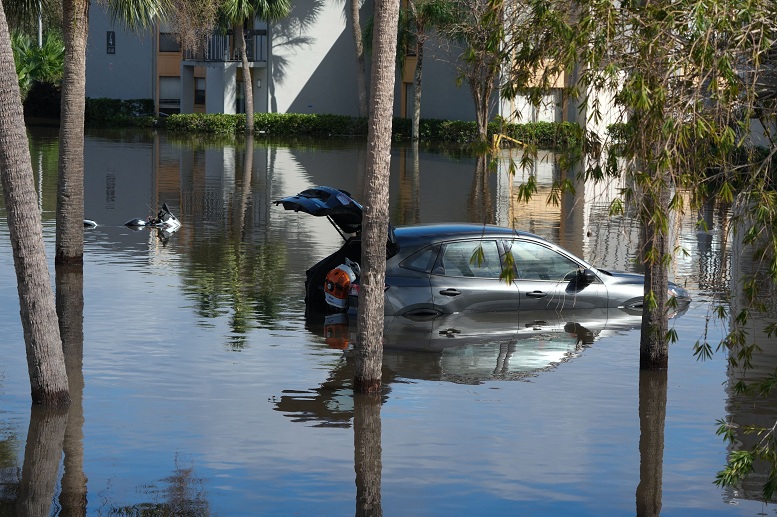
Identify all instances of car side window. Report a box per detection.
[506,240,579,281]
[400,245,440,273]
[435,240,502,278]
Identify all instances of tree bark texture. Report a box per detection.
[636,369,667,516]
[639,181,670,369]
[355,0,399,394]
[237,24,255,134]
[354,392,382,517]
[56,0,89,265]
[350,0,369,118]
[0,3,70,406]
[57,266,88,515]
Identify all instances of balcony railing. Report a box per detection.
[184,29,267,63]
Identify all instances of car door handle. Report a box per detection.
[439,288,462,297]
[526,290,547,298]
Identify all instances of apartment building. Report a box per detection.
[85,0,572,124]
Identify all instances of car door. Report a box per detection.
[430,239,521,313]
[504,239,608,310]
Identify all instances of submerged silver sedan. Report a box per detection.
[275,186,691,317]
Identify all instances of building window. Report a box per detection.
[195,78,205,105]
[159,32,180,52]
[159,76,181,115]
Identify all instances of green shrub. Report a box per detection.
[85,98,156,127]
[162,113,245,134]
[495,121,581,149]
[86,109,578,150]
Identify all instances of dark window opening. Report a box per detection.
[194,78,205,105]
[159,32,181,53]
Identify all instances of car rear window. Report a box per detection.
[400,245,439,273]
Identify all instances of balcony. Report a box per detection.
[184,29,267,63]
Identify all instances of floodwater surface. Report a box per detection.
[0,127,774,516]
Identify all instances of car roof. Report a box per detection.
[394,223,541,246]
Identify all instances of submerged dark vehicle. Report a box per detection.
[125,202,181,233]
[275,186,691,318]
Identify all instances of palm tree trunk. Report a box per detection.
[56,0,89,265]
[236,24,255,134]
[411,34,424,142]
[408,1,424,143]
[355,0,399,393]
[0,2,70,406]
[350,0,368,117]
[639,180,670,369]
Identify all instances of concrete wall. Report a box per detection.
[398,36,479,122]
[269,0,372,116]
[85,7,155,100]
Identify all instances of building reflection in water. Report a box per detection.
[722,221,777,504]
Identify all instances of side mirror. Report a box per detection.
[577,268,597,285]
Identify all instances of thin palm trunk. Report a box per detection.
[639,180,670,369]
[355,0,399,394]
[0,1,70,406]
[408,2,425,142]
[236,23,255,134]
[350,0,368,117]
[56,0,89,265]
[411,36,424,142]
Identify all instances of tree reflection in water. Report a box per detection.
[104,455,210,516]
[178,137,289,350]
[354,392,382,517]
[17,405,67,516]
[636,369,667,517]
[57,264,88,514]
[0,430,20,514]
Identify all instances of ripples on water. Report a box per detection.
[0,129,773,515]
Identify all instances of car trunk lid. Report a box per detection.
[274,185,398,255]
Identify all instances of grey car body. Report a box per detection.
[275,186,690,317]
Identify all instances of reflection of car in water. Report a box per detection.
[273,307,673,426]
[274,186,691,317]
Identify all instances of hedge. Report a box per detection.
[85,98,156,127]
[84,103,580,149]
[160,113,580,149]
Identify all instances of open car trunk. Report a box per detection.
[304,237,363,315]
[275,186,398,315]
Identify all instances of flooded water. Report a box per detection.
[0,127,774,515]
